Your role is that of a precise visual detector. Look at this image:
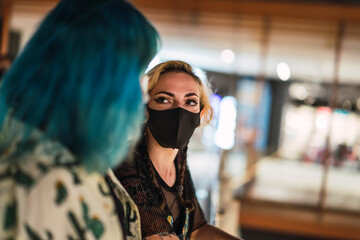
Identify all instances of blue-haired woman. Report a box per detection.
[0,0,158,239]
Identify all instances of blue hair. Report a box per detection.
[0,0,159,173]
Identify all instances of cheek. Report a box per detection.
[184,105,200,113]
[195,104,201,112]
[147,98,155,108]
[147,97,170,111]
[147,92,157,109]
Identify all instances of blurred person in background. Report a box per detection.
[0,0,158,239]
[334,143,349,167]
[114,60,242,240]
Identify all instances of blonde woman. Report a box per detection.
[114,60,242,240]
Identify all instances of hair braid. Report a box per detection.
[140,134,167,210]
[176,145,194,211]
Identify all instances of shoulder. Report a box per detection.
[115,156,139,178]
[113,155,159,208]
[114,161,151,205]
[114,152,150,184]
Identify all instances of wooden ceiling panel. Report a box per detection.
[134,0,360,22]
[7,0,360,83]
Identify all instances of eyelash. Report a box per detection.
[154,97,198,106]
[155,97,199,107]
[155,97,170,104]
[186,99,198,106]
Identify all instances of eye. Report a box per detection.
[155,97,171,104]
[186,99,198,106]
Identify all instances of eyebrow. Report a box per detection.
[185,93,199,98]
[155,91,199,98]
[155,91,174,97]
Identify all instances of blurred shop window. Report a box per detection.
[236,78,272,152]
[214,96,237,150]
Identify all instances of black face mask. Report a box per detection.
[147,106,201,149]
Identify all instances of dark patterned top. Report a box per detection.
[114,150,207,239]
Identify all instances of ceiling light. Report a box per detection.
[276,62,291,81]
[220,49,235,64]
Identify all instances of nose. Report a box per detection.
[173,100,182,108]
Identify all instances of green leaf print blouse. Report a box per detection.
[0,121,141,240]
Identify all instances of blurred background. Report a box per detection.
[1,0,360,239]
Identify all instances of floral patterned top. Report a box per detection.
[0,127,141,240]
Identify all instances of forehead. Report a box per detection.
[152,72,200,95]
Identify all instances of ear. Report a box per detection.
[198,108,204,127]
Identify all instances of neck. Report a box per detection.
[146,128,178,186]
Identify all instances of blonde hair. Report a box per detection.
[146,60,213,125]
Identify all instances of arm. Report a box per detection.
[191,224,243,240]
[145,234,180,240]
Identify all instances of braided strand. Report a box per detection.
[140,134,167,210]
[176,145,194,211]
